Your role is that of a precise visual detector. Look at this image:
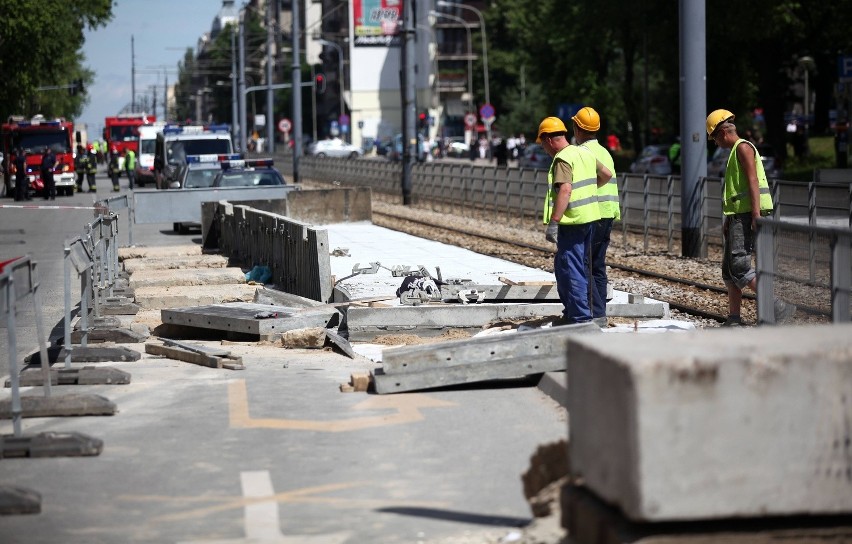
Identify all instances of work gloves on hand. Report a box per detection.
[545,221,559,243]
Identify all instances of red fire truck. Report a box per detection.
[103,113,156,157]
[1,115,77,197]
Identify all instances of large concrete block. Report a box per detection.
[567,323,852,522]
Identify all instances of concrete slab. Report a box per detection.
[118,245,202,261]
[25,346,141,364]
[161,302,340,337]
[346,302,668,341]
[0,431,103,457]
[5,367,131,387]
[0,394,117,418]
[127,267,246,288]
[133,284,257,309]
[567,323,852,521]
[373,322,600,394]
[70,327,148,344]
[0,486,40,515]
[122,254,230,273]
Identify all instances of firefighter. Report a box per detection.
[74,144,87,192]
[86,144,98,192]
[108,146,120,191]
[41,146,56,200]
[14,147,30,201]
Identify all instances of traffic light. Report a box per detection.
[315,73,326,94]
[418,111,428,130]
[68,78,84,96]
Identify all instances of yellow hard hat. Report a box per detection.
[706,109,735,138]
[572,107,601,132]
[536,116,567,143]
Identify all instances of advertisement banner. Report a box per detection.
[353,0,402,47]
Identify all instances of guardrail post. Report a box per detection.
[30,261,52,397]
[64,246,73,369]
[667,175,674,252]
[808,182,817,283]
[643,175,650,252]
[832,231,852,322]
[755,218,776,325]
[620,176,627,247]
[3,266,23,436]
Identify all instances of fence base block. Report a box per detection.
[0,486,41,515]
[0,394,117,418]
[0,432,104,458]
[26,346,141,364]
[5,367,131,387]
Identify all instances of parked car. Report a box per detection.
[307,138,363,159]
[445,137,469,158]
[629,144,672,175]
[170,154,242,233]
[518,143,551,170]
[211,158,287,188]
[707,143,783,179]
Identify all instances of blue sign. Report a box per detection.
[839,55,852,81]
[556,103,583,121]
[479,103,495,120]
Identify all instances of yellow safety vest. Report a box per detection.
[579,139,620,220]
[542,145,602,226]
[723,139,773,215]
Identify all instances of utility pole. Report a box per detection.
[291,0,303,182]
[131,35,136,113]
[239,11,248,153]
[231,26,238,145]
[401,0,416,205]
[266,0,275,153]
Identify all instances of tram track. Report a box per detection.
[371,209,732,324]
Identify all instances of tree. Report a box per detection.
[0,0,112,120]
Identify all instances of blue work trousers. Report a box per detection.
[554,223,593,323]
[590,218,613,318]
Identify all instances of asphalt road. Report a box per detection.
[0,170,568,543]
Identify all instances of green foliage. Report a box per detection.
[783,136,839,181]
[0,0,112,121]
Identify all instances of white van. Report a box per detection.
[136,122,165,187]
[154,125,234,189]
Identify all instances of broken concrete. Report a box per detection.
[133,284,258,309]
[145,340,244,370]
[6,367,131,387]
[117,244,202,261]
[0,486,41,515]
[346,302,666,341]
[70,327,148,344]
[373,322,600,394]
[121,253,230,274]
[567,323,852,521]
[25,346,140,365]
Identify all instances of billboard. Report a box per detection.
[353,0,402,47]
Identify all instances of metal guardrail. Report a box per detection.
[1,256,52,436]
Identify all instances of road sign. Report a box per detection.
[839,55,852,82]
[464,113,477,127]
[479,103,495,122]
[339,114,350,127]
[277,118,292,133]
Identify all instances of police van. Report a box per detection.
[135,122,165,187]
[153,124,234,188]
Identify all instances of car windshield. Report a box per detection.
[139,139,156,154]
[109,125,139,142]
[183,168,218,188]
[167,139,232,165]
[13,131,71,154]
[216,170,282,187]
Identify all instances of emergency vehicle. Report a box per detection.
[1,115,77,196]
[154,124,234,188]
[103,112,156,163]
[136,122,166,187]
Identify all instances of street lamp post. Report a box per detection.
[318,39,346,141]
[799,55,815,154]
[436,1,490,150]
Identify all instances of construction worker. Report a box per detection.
[572,106,619,327]
[124,148,136,190]
[108,146,121,191]
[86,144,98,192]
[74,144,87,192]
[538,116,612,325]
[707,109,795,326]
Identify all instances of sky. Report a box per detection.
[79,0,228,136]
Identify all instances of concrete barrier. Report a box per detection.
[567,323,852,522]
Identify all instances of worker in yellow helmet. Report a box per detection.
[538,116,613,325]
[706,109,794,326]
[572,106,619,327]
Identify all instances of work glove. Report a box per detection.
[545,221,559,243]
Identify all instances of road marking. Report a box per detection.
[228,379,456,432]
[175,471,351,544]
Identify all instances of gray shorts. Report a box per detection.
[722,213,756,289]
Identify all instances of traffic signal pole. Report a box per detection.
[401,0,417,205]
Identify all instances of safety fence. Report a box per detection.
[276,153,852,253]
[756,218,852,324]
[212,201,334,302]
[1,256,52,436]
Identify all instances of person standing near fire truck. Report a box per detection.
[14,148,30,201]
[124,148,136,190]
[40,146,56,200]
[75,145,88,192]
[108,146,120,191]
[86,144,98,192]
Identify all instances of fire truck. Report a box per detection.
[1,115,77,197]
[103,113,156,166]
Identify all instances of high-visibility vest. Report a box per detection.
[542,145,602,226]
[125,150,136,171]
[723,139,773,215]
[579,139,620,220]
